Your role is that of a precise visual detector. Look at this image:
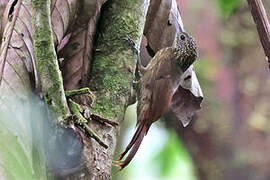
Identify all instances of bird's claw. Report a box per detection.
[123,35,140,56]
[112,160,124,172]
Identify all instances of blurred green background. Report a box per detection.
[113,0,270,180]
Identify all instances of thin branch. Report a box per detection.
[31,0,70,122]
[247,0,270,68]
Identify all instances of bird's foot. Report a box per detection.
[123,36,147,76]
[112,160,125,172]
[123,35,140,56]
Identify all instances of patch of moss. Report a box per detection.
[91,53,131,119]
[89,0,149,121]
[32,0,70,122]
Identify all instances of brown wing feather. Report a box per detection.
[136,48,174,125]
[148,49,175,123]
[150,77,175,124]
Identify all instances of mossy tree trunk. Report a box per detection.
[90,0,149,121]
[31,0,70,123]
[82,0,149,179]
[65,0,150,179]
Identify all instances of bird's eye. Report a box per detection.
[180,34,185,40]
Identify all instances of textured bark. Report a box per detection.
[31,0,70,122]
[83,0,149,178]
[89,0,149,120]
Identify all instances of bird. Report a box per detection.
[115,31,198,170]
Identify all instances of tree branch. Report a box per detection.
[85,0,150,178]
[247,0,270,68]
[31,0,70,122]
[90,0,149,121]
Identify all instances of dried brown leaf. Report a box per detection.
[51,0,78,46]
[0,0,81,99]
[0,0,33,101]
[165,66,203,127]
[0,0,9,46]
[144,0,184,52]
[59,0,104,90]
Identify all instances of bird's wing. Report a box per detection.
[150,74,175,124]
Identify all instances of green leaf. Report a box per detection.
[0,97,46,180]
[216,0,243,18]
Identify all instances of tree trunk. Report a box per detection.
[57,0,150,179]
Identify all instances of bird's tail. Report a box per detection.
[114,120,149,171]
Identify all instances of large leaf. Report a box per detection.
[0,0,32,102]
[0,0,9,46]
[59,0,107,90]
[50,0,79,46]
[0,0,80,97]
[165,66,203,127]
[0,96,47,180]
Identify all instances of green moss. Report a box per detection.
[91,54,131,119]
[65,87,95,98]
[32,0,70,122]
[31,0,44,8]
[89,0,149,121]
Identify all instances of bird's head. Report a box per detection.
[174,31,198,72]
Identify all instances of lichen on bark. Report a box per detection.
[31,0,70,122]
[90,0,149,122]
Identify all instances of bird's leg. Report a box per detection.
[123,36,147,76]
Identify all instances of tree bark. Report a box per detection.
[65,0,150,179]
[31,0,70,122]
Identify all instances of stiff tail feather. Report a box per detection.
[118,122,144,160]
[114,123,148,171]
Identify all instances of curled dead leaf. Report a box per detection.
[165,66,203,127]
